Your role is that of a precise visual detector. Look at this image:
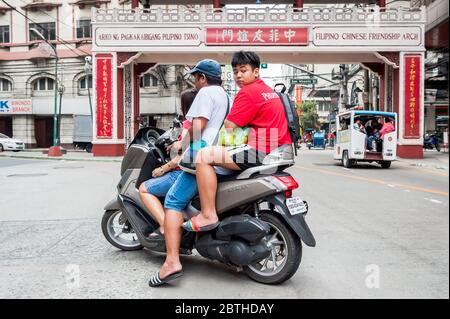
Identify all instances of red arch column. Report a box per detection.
[396,52,425,159]
[92,53,126,156]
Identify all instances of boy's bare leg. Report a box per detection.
[194,146,240,227]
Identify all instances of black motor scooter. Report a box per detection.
[101,120,315,284]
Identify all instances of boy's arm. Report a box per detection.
[226,91,257,128]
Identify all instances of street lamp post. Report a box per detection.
[57,84,65,147]
[84,57,93,121]
[30,28,62,156]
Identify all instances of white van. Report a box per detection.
[333,111,397,168]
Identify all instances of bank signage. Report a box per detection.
[94,27,202,47]
[205,27,308,45]
[0,99,32,114]
[313,26,422,46]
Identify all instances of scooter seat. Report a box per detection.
[236,144,295,180]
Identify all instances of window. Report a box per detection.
[76,20,91,39]
[29,23,56,41]
[0,78,12,91]
[140,74,158,88]
[0,25,10,44]
[79,75,92,90]
[33,77,54,91]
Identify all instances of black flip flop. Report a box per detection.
[148,270,183,287]
[148,228,164,240]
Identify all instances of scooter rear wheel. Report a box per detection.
[102,210,143,251]
[244,212,302,285]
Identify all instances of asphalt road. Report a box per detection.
[0,151,448,299]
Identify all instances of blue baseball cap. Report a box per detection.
[187,59,222,79]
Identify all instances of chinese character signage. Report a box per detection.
[205,27,308,45]
[403,55,421,139]
[96,55,113,138]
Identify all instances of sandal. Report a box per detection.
[148,228,164,240]
[181,216,220,232]
[148,270,183,287]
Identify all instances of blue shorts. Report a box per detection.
[164,171,198,212]
[144,170,183,197]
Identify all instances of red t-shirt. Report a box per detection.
[226,79,292,154]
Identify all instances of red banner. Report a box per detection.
[403,55,421,139]
[96,55,113,138]
[206,27,308,45]
[295,85,303,105]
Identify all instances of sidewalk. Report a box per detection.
[397,149,449,171]
[0,149,123,162]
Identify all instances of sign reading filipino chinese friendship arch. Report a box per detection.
[96,54,113,138]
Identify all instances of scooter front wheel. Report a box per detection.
[101,210,143,251]
[244,212,302,285]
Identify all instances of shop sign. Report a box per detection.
[0,99,32,114]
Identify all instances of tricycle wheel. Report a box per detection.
[380,161,391,169]
[342,151,355,168]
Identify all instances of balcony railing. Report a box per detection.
[92,6,426,25]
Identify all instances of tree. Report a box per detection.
[299,101,319,130]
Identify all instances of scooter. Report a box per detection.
[423,133,441,152]
[101,120,316,284]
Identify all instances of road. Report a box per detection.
[0,150,448,299]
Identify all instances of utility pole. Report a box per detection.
[363,69,370,110]
[30,28,62,156]
[339,64,349,111]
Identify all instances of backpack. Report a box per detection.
[274,83,301,155]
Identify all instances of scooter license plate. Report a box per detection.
[286,197,308,215]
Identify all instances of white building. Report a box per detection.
[0,0,188,149]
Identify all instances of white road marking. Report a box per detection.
[424,198,443,204]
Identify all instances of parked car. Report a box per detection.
[0,133,25,152]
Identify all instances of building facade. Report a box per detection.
[0,0,187,149]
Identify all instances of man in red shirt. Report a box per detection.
[182,51,292,232]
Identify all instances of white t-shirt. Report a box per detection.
[186,85,231,175]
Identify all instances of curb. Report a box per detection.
[396,158,449,171]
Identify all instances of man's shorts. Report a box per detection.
[227,144,266,171]
[143,170,183,197]
[164,171,198,212]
